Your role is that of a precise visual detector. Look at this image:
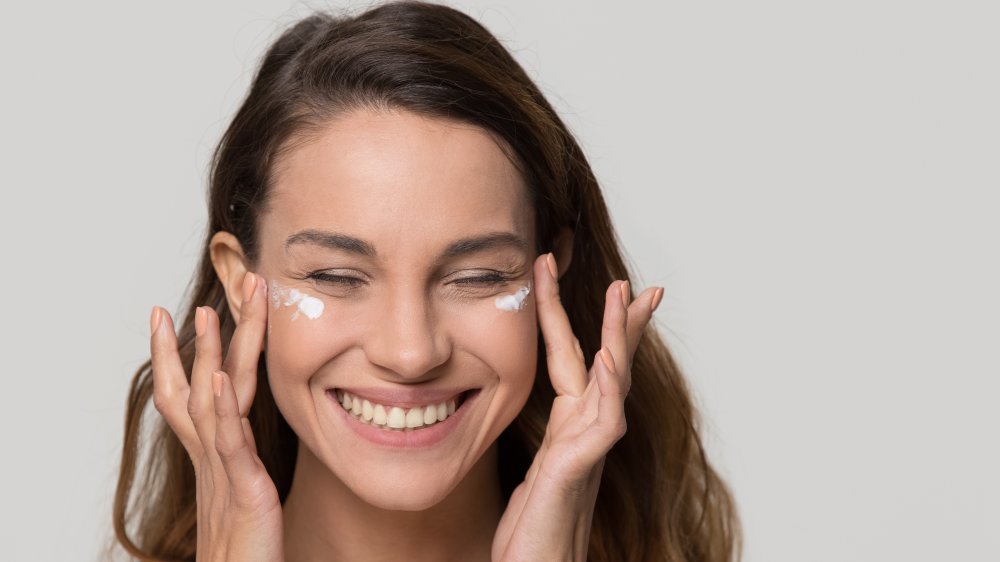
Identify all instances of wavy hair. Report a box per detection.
[112,2,741,560]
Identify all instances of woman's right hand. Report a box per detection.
[150,272,284,561]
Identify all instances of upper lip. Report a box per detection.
[331,387,475,408]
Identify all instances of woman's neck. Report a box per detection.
[282,442,504,562]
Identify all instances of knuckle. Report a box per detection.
[544,338,582,362]
[543,339,559,356]
[187,398,206,421]
[215,434,246,461]
[152,391,170,415]
[231,476,278,511]
[539,287,563,309]
[615,419,628,440]
[551,289,563,305]
[240,301,264,325]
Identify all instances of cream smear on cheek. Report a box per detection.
[494,281,532,312]
[269,280,325,320]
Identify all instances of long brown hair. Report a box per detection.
[112,2,740,560]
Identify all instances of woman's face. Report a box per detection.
[253,109,538,510]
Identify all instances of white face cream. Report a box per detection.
[495,281,532,312]
[269,280,325,320]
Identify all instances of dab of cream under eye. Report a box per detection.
[495,281,531,312]
[269,280,325,320]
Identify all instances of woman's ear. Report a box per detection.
[209,231,250,322]
[552,227,574,279]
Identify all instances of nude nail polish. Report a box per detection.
[242,272,256,303]
[546,253,558,280]
[150,306,162,336]
[651,287,664,312]
[619,280,630,308]
[599,347,615,373]
[195,307,207,336]
[212,371,223,397]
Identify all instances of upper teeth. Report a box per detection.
[336,390,459,430]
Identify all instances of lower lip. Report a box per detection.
[326,389,479,449]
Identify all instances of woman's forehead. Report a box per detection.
[262,109,534,252]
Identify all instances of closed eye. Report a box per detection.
[308,271,366,287]
[304,270,515,289]
[451,271,512,286]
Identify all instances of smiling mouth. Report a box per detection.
[332,389,475,431]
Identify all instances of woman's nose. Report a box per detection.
[363,289,451,380]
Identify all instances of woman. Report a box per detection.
[113,2,740,560]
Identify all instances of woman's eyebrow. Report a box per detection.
[286,229,377,256]
[284,229,527,258]
[440,231,528,258]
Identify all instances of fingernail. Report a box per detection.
[150,306,162,336]
[651,287,664,312]
[619,280,630,308]
[212,371,223,398]
[195,307,207,336]
[241,272,256,303]
[546,253,558,280]
[599,347,615,373]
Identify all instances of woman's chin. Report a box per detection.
[338,468,459,511]
[351,474,454,511]
[307,436,499,512]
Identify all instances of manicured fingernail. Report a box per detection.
[546,253,558,280]
[212,371,224,397]
[195,307,207,336]
[599,347,615,373]
[150,306,162,336]
[651,287,664,312]
[619,280,630,308]
[242,272,256,303]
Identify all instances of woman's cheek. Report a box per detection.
[450,283,538,401]
[264,283,363,389]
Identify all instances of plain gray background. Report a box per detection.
[1,0,997,560]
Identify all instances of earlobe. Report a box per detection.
[209,231,250,323]
[551,227,574,279]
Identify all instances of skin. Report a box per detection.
[149,108,663,561]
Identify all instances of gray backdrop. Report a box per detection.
[0,1,997,560]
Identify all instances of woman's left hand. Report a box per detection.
[492,253,662,562]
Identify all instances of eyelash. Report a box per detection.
[453,272,512,286]
[307,272,366,287]
[306,271,513,288]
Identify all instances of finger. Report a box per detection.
[189,306,223,453]
[212,370,269,507]
[221,272,268,417]
[592,348,628,445]
[624,287,661,365]
[599,281,628,385]
[578,365,603,423]
[242,418,259,458]
[534,253,588,397]
[150,306,200,455]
